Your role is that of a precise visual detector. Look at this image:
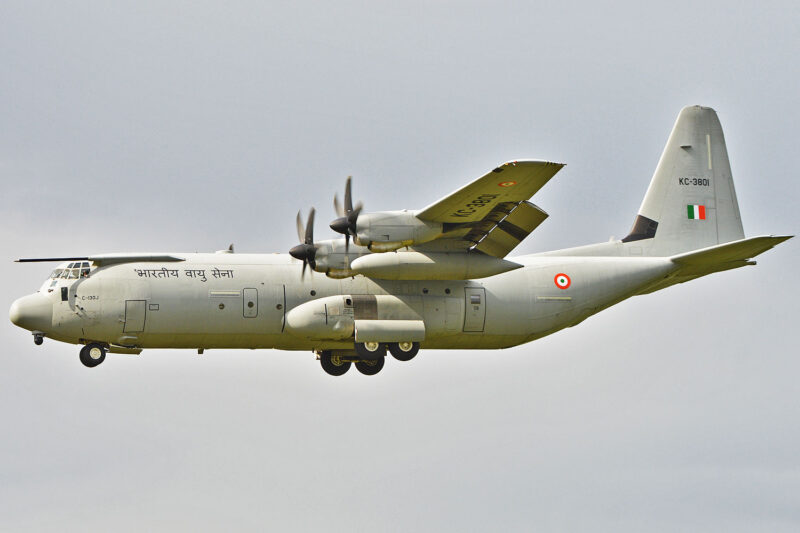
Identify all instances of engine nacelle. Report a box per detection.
[350,251,521,280]
[354,211,443,252]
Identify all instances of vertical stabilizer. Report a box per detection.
[622,106,744,256]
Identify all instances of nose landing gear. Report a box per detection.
[79,343,107,368]
[33,333,44,346]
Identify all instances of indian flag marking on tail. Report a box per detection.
[687,204,706,220]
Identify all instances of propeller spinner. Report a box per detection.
[290,208,317,279]
[330,176,362,251]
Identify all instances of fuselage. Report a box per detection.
[10,252,676,352]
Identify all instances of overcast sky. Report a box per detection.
[1,1,798,531]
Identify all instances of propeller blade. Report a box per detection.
[295,211,305,243]
[330,177,361,246]
[334,194,344,218]
[344,176,353,214]
[305,208,315,245]
[349,202,363,224]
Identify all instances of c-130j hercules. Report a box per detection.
[9,106,791,376]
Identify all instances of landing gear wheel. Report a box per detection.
[79,343,106,368]
[354,341,386,359]
[319,351,351,376]
[389,341,419,362]
[33,334,44,346]
[355,356,385,376]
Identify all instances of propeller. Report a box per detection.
[330,176,363,251]
[289,208,317,279]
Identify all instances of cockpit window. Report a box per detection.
[51,262,93,280]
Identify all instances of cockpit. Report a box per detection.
[41,261,93,293]
[50,261,92,280]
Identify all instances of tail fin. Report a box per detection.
[622,106,744,256]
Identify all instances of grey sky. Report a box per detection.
[1,1,798,531]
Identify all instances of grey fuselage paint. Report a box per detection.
[33,252,676,352]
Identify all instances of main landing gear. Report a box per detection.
[318,341,421,376]
[319,351,351,376]
[388,341,419,362]
[79,343,106,368]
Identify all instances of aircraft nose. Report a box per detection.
[9,293,53,332]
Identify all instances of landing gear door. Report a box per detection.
[463,287,486,332]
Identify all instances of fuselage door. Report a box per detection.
[243,288,258,318]
[463,287,486,332]
[124,300,147,333]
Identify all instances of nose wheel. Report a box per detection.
[79,343,106,368]
[33,333,44,346]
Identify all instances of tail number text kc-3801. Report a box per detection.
[451,194,499,217]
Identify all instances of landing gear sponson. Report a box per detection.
[318,341,420,376]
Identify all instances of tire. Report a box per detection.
[388,341,419,362]
[79,343,106,368]
[354,341,386,360]
[319,351,351,376]
[355,356,385,376]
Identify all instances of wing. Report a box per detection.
[416,160,564,223]
[412,160,563,258]
[16,254,185,265]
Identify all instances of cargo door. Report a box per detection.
[463,287,486,332]
[124,300,147,333]
[243,288,258,318]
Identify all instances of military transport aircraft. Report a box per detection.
[9,106,791,376]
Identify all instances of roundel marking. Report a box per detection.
[554,273,571,289]
[498,180,517,187]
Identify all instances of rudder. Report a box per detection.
[622,106,744,256]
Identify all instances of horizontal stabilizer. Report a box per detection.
[671,235,792,272]
[638,235,792,294]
